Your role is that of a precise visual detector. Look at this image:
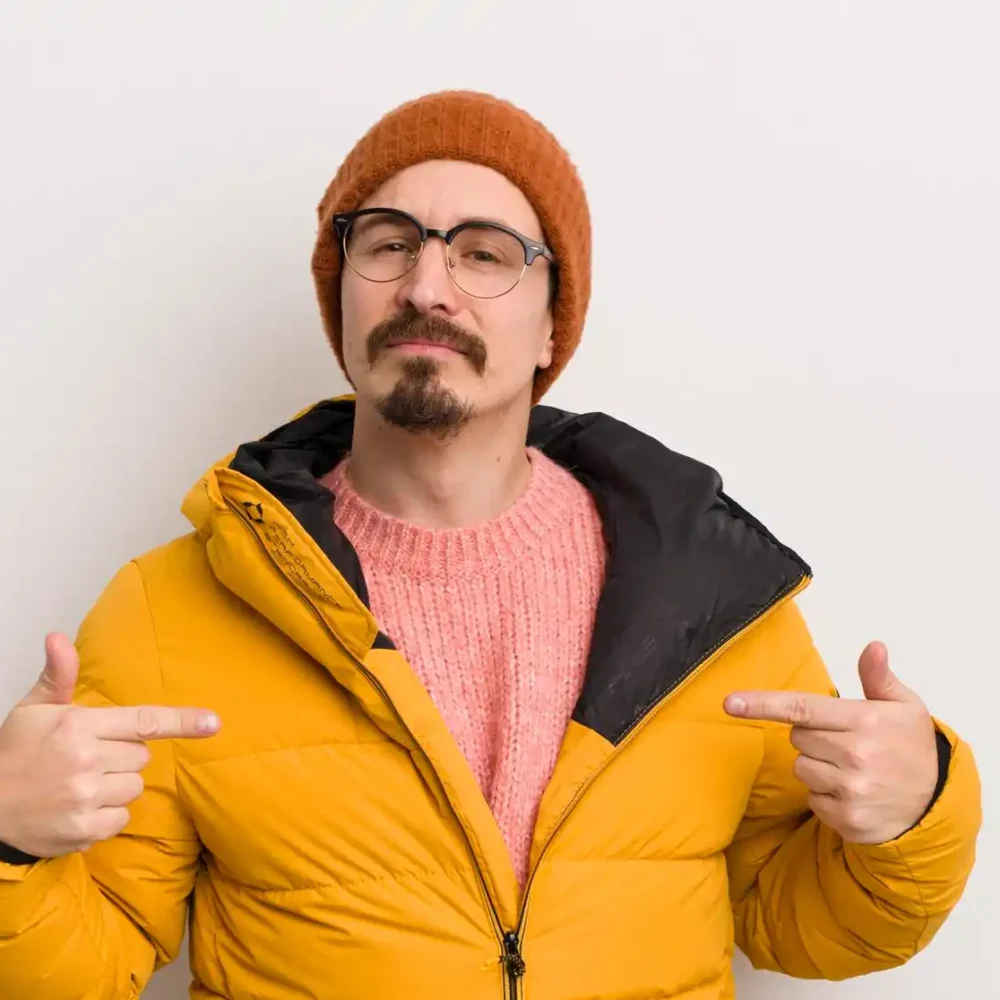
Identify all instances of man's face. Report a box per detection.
[340,160,555,435]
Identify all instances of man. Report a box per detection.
[0,90,981,999]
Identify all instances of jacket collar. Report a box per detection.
[183,395,810,746]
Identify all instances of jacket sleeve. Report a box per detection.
[726,600,982,980]
[0,562,201,1000]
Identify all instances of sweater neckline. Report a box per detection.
[323,448,583,581]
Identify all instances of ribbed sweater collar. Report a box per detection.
[325,448,576,581]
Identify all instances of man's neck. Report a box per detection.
[345,401,534,530]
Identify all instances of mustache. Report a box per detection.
[366,310,488,374]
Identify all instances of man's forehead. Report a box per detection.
[360,160,543,235]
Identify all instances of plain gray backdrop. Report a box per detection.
[0,3,996,997]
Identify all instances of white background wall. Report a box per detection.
[1,3,996,998]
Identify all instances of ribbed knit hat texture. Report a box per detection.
[311,90,591,402]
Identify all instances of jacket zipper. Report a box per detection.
[226,495,805,998]
[224,500,515,987]
[502,930,526,997]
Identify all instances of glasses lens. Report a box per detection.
[448,225,526,297]
[344,212,422,282]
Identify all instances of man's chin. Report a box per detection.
[373,375,474,437]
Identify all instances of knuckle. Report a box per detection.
[844,742,868,769]
[57,711,87,742]
[858,707,882,732]
[128,774,146,801]
[62,810,93,843]
[134,708,161,741]
[67,775,98,805]
[805,792,827,820]
[108,808,131,838]
[787,697,809,725]
[57,707,82,731]
[67,743,97,772]
[838,807,864,836]
[844,773,872,799]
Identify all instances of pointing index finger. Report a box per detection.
[724,691,853,730]
[83,705,221,742]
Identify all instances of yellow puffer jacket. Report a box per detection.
[0,398,981,999]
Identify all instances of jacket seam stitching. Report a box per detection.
[889,841,930,956]
[131,562,185,813]
[213,865,452,896]
[184,739,382,768]
[52,871,142,999]
[51,870,107,975]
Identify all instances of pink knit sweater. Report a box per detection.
[325,448,606,884]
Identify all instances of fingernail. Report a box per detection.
[197,713,221,734]
[726,696,746,715]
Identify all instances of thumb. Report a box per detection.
[858,640,922,705]
[20,633,80,707]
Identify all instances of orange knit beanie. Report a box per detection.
[311,90,591,403]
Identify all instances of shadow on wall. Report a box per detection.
[144,950,193,1000]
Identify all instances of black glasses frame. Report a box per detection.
[331,207,555,297]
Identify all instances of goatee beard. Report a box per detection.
[376,356,474,439]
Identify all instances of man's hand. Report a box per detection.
[0,633,221,859]
[724,641,939,844]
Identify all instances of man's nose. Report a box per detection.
[395,238,460,316]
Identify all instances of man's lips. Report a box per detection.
[386,340,465,356]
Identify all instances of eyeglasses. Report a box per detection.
[332,207,556,299]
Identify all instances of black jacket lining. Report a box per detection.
[526,406,809,743]
[230,399,810,746]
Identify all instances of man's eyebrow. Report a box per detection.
[455,215,509,227]
[452,216,544,241]
[361,208,543,241]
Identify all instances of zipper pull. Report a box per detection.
[503,931,526,978]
